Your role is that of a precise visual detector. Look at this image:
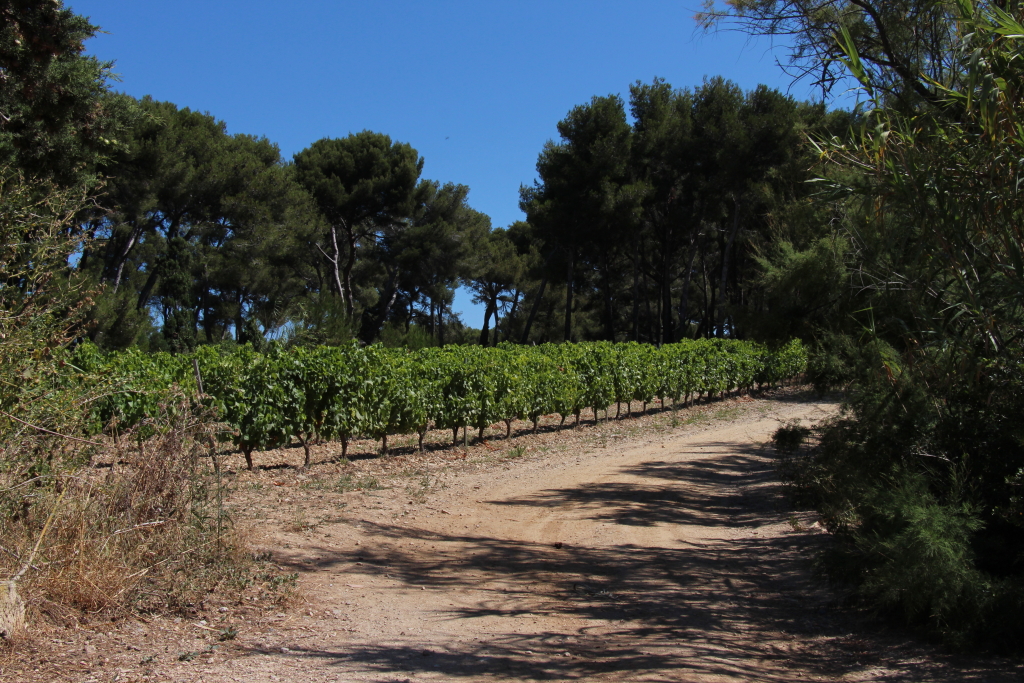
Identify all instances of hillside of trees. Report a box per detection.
[3,0,1024,655]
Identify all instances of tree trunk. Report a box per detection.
[563,248,575,343]
[601,261,615,341]
[520,247,558,343]
[438,300,446,346]
[315,222,346,304]
[717,199,741,338]
[643,270,654,343]
[631,244,640,341]
[366,267,400,342]
[342,224,358,316]
[679,245,698,339]
[661,259,674,345]
[521,275,549,343]
[235,292,245,342]
[502,289,521,342]
[0,580,25,639]
[297,434,311,469]
[655,283,663,345]
[136,266,160,311]
[479,298,495,346]
[110,223,144,293]
[701,243,715,338]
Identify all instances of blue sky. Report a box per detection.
[69,0,813,327]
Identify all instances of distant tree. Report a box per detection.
[695,79,805,337]
[464,228,526,346]
[520,80,811,343]
[520,94,640,342]
[293,132,425,317]
[629,78,696,342]
[395,182,490,344]
[83,98,314,348]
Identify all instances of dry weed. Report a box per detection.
[0,398,288,637]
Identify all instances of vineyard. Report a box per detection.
[68,339,806,469]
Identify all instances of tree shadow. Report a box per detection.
[254,432,1019,681]
[492,442,774,528]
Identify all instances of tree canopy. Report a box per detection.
[0,0,137,186]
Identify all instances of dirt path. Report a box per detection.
[9,391,1022,682]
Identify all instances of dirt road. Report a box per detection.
[10,391,1021,682]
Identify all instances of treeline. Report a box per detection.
[76,85,845,351]
[2,4,851,352]
[80,100,495,351]
[517,79,850,345]
[0,4,497,351]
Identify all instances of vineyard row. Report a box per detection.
[69,339,807,469]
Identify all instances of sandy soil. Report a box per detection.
[5,389,1022,682]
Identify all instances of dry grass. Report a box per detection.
[0,399,291,638]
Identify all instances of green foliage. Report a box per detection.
[714,1,1024,653]
[805,332,859,394]
[465,227,528,346]
[702,1,968,108]
[771,420,811,454]
[0,1,139,187]
[293,131,425,321]
[74,339,804,465]
[196,345,288,466]
[851,473,987,639]
[380,323,437,350]
[746,236,852,343]
[538,343,585,422]
[518,76,826,345]
[287,293,358,348]
[0,174,98,475]
[82,96,317,349]
[784,339,1024,651]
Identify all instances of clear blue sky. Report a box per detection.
[69,0,812,327]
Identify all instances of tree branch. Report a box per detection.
[0,410,103,447]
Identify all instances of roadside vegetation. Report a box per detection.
[3,0,1024,657]
[709,0,1024,653]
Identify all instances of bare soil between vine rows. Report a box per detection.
[5,388,1022,682]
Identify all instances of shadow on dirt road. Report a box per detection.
[257,427,1021,682]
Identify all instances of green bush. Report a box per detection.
[780,350,1024,652]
